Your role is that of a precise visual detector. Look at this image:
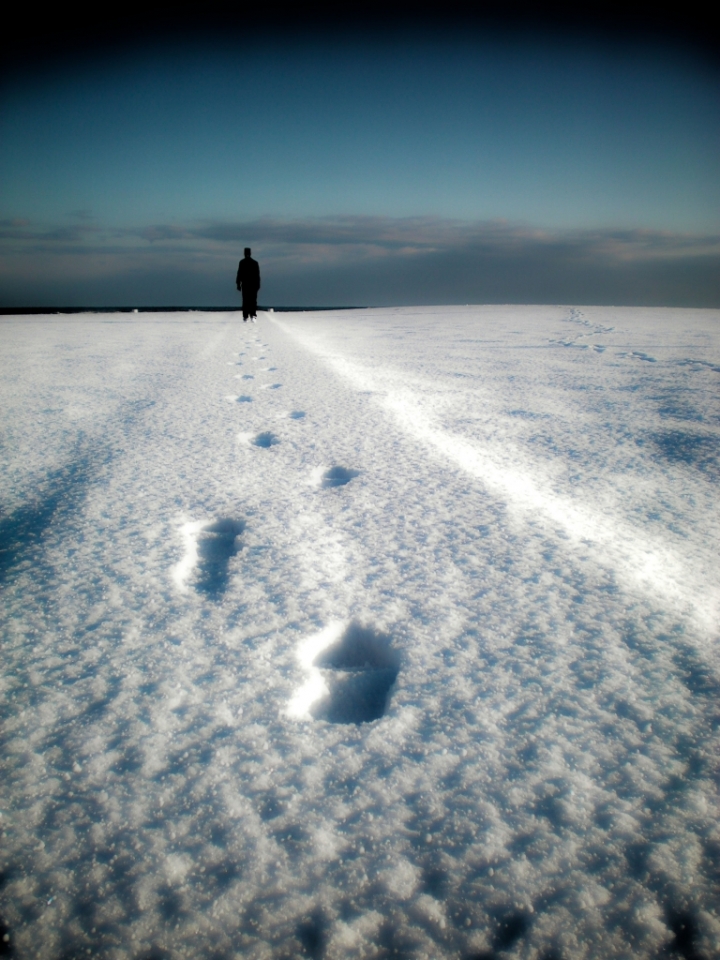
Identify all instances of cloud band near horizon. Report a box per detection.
[1,215,719,308]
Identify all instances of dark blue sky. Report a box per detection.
[1,14,719,306]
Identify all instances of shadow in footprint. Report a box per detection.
[322,466,360,488]
[196,518,245,596]
[493,911,530,951]
[236,395,253,403]
[665,909,706,960]
[290,411,306,420]
[297,910,326,959]
[0,918,12,957]
[253,432,279,448]
[312,623,400,724]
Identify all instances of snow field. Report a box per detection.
[0,305,719,959]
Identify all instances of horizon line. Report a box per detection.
[0,305,369,316]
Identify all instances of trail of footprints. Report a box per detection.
[183,321,394,723]
[231,330,360,480]
[548,307,614,353]
[549,308,668,366]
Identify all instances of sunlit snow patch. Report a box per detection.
[286,621,345,720]
[172,519,204,592]
[273,322,720,635]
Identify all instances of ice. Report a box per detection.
[0,305,719,959]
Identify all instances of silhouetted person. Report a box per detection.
[236,247,261,321]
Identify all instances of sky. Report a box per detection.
[1,11,719,307]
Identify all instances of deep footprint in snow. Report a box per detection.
[312,624,400,724]
[195,518,245,596]
[289,411,306,420]
[253,431,280,448]
[322,466,360,488]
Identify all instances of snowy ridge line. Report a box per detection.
[271,316,719,639]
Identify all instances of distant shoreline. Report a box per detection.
[0,306,366,316]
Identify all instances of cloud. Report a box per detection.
[129,224,195,243]
[0,219,99,243]
[1,215,719,307]
[191,216,455,249]
[194,215,720,257]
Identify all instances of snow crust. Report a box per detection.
[1,305,719,959]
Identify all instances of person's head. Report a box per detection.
[244,247,251,257]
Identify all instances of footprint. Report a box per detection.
[289,411,306,420]
[239,374,254,380]
[312,624,400,724]
[322,466,360,488]
[195,519,245,596]
[676,358,720,374]
[235,395,253,403]
[253,432,279,448]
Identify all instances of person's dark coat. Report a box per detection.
[236,257,261,293]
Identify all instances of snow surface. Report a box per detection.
[1,304,719,960]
